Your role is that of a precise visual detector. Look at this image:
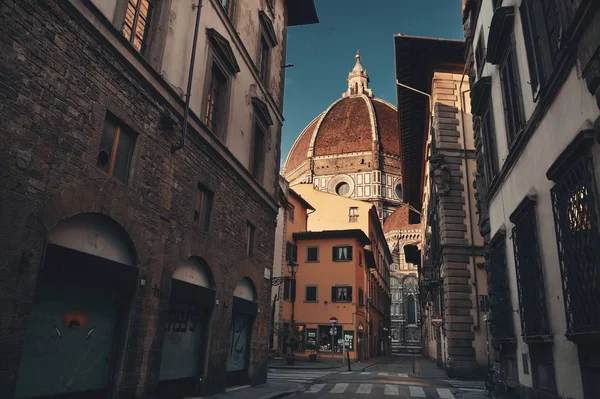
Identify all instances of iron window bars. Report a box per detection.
[509,195,551,340]
[485,231,515,341]
[547,129,600,339]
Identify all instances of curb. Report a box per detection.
[360,357,391,371]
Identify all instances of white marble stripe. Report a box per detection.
[409,386,426,397]
[360,372,371,375]
[340,371,353,375]
[398,373,408,377]
[384,384,399,395]
[330,383,349,393]
[356,384,373,394]
[305,384,325,393]
[437,388,456,399]
[378,372,388,376]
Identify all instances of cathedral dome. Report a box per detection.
[283,53,400,175]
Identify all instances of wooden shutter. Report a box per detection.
[331,286,337,302]
[348,287,353,302]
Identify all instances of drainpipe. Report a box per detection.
[458,63,480,331]
[172,0,203,153]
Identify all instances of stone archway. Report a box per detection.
[14,213,138,399]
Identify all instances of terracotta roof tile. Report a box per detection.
[314,97,372,156]
[383,205,418,233]
[284,115,321,173]
[372,99,400,156]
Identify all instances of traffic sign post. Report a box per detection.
[329,316,338,359]
[329,316,338,325]
[431,315,443,327]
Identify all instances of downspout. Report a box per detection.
[172,0,203,153]
[458,63,480,331]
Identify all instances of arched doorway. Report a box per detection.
[158,257,215,397]
[15,213,138,399]
[226,278,257,386]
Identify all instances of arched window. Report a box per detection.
[407,295,416,325]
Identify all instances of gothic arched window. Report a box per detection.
[407,295,416,325]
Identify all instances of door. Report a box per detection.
[14,280,118,398]
[226,312,252,385]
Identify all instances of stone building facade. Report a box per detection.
[463,0,600,397]
[384,206,422,353]
[283,54,403,220]
[394,36,489,377]
[0,0,317,397]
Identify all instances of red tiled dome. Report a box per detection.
[283,96,400,173]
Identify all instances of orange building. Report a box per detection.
[291,229,371,361]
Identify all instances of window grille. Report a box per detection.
[550,156,600,336]
[486,234,515,341]
[510,198,551,339]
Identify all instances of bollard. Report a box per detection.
[347,351,352,371]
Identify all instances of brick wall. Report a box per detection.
[0,1,276,397]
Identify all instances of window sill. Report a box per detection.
[305,260,320,263]
[304,300,319,303]
[332,301,352,304]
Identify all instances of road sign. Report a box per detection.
[431,315,443,327]
[329,316,338,325]
[330,327,337,335]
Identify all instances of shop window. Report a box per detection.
[97,113,136,184]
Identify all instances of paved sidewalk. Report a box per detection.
[195,381,302,399]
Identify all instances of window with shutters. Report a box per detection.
[285,242,298,263]
[193,183,213,231]
[97,113,137,184]
[475,31,486,77]
[306,246,319,262]
[499,36,525,147]
[283,277,295,301]
[520,0,572,98]
[349,207,359,222]
[122,0,153,53]
[332,286,352,302]
[359,288,364,306]
[288,204,295,222]
[246,222,255,257]
[481,101,500,183]
[305,286,317,302]
[333,245,352,262]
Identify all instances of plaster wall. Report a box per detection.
[90,0,117,22]
[292,184,372,235]
[473,2,600,397]
[158,0,287,195]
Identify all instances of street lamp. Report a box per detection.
[287,259,299,330]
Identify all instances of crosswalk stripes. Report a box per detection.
[356,383,372,394]
[305,383,325,393]
[330,383,348,393]
[443,379,485,391]
[436,388,456,399]
[410,386,427,397]
[266,369,332,384]
[304,383,459,397]
[340,371,352,374]
[360,371,371,375]
[379,372,389,376]
[398,373,409,377]
[384,384,399,395]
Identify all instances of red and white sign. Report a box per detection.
[431,315,443,327]
[329,316,338,325]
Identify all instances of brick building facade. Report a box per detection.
[0,0,317,397]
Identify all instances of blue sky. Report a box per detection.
[281,0,464,166]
